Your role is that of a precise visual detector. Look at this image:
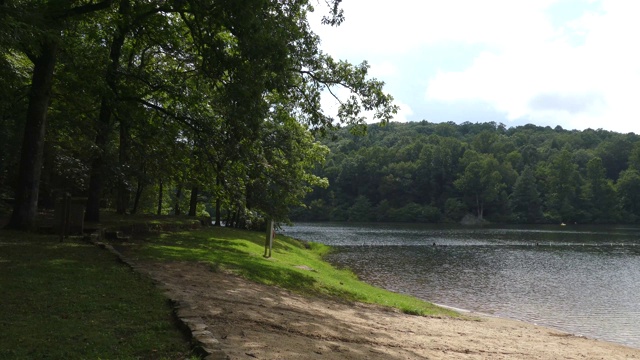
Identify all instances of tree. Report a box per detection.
[5,1,114,229]
[616,169,640,221]
[293,121,640,224]
[596,137,633,181]
[582,157,617,222]
[544,149,581,222]
[245,108,329,223]
[510,166,542,223]
[3,0,397,230]
[348,195,374,222]
[628,142,640,172]
[454,151,504,221]
[0,51,30,203]
[426,136,465,208]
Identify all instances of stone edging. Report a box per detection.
[86,233,229,360]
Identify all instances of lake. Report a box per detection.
[281,222,640,349]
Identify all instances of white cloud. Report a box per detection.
[309,0,640,133]
[424,0,640,133]
[311,0,557,56]
[386,101,414,124]
[368,61,399,79]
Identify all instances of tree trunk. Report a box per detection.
[7,40,59,230]
[174,186,182,215]
[85,100,111,222]
[225,209,232,227]
[131,181,144,214]
[130,166,146,214]
[215,197,221,226]
[85,0,129,222]
[214,168,222,226]
[39,140,56,209]
[188,185,198,216]
[233,206,241,228]
[156,180,163,215]
[116,117,130,214]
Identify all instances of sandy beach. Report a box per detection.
[140,261,640,359]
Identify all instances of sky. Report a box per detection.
[309,0,640,134]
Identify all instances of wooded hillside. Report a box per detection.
[293,121,640,224]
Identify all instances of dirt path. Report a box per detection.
[139,261,640,360]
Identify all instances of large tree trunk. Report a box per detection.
[188,185,198,216]
[7,40,59,230]
[85,0,129,222]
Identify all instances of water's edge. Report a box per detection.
[283,222,640,349]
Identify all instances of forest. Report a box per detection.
[0,0,396,230]
[292,121,640,224]
[4,2,639,229]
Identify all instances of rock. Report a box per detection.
[460,214,486,226]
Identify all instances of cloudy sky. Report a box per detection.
[310,0,640,134]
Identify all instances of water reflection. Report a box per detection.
[282,223,640,349]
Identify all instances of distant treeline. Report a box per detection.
[292,121,640,224]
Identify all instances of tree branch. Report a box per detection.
[58,0,115,19]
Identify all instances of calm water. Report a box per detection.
[281,222,640,349]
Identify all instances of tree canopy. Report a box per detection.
[1,0,397,230]
[293,121,640,224]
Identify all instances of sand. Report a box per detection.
[139,261,640,360]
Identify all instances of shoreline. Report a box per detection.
[141,260,640,359]
[431,300,639,350]
[285,223,640,352]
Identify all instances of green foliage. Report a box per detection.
[0,231,193,359]
[444,198,467,222]
[2,0,396,227]
[510,166,543,223]
[616,169,640,221]
[295,121,640,224]
[348,195,375,222]
[582,157,617,222]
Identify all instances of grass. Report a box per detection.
[0,220,457,359]
[0,231,196,360]
[135,226,458,318]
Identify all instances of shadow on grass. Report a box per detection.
[0,230,194,359]
[140,228,318,294]
[130,227,458,318]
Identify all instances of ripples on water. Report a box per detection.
[282,223,640,349]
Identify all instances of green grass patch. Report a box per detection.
[135,227,458,318]
[0,231,195,360]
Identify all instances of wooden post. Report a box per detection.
[264,218,273,258]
